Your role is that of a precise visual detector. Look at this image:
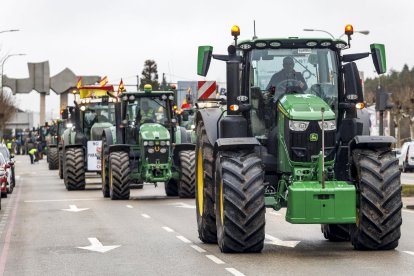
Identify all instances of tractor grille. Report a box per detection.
[146,150,169,164]
[284,118,335,163]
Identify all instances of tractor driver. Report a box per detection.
[138,100,156,124]
[266,56,308,101]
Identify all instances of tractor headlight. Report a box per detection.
[143,141,148,146]
[148,148,155,154]
[148,141,154,146]
[160,141,166,146]
[160,148,167,153]
[318,120,336,131]
[289,120,309,131]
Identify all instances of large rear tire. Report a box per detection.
[101,138,110,198]
[48,147,59,170]
[350,148,402,250]
[109,151,130,200]
[165,178,178,196]
[64,147,86,191]
[321,224,350,241]
[195,122,217,243]
[215,151,265,253]
[178,150,196,198]
[58,149,63,179]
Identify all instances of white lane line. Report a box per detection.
[25,198,98,203]
[162,226,174,233]
[226,268,246,276]
[176,235,192,244]
[126,205,133,209]
[190,245,206,253]
[206,255,225,264]
[403,251,414,256]
[141,214,151,219]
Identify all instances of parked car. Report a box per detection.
[399,141,414,172]
[0,144,15,188]
[0,153,13,197]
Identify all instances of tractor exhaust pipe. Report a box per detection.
[321,107,325,189]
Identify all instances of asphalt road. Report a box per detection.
[1,155,414,276]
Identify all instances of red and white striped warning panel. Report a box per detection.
[197,81,217,100]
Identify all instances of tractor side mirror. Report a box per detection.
[370,43,387,75]
[197,46,213,76]
[343,62,363,102]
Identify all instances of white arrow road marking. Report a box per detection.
[265,234,300,248]
[78,238,121,253]
[173,202,196,209]
[61,205,89,212]
[403,251,414,256]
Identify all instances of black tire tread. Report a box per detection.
[48,147,59,170]
[178,150,196,198]
[196,122,217,243]
[64,147,86,191]
[321,224,350,241]
[216,151,265,253]
[351,148,402,250]
[110,151,130,200]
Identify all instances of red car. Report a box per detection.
[0,153,13,198]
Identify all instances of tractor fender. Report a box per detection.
[213,137,260,158]
[348,135,395,154]
[102,128,114,146]
[196,108,224,146]
[108,144,130,154]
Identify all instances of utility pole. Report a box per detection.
[136,75,139,91]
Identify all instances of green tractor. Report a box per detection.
[47,119,66,170]
[101,85,195,200]
[61,86,118,190]
[195,25,401,253]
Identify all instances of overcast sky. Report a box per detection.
[1,0,413,117]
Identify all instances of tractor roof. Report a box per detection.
[237,37,347,52]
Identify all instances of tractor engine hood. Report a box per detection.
[140,123,171,140]
[278,94,336,121]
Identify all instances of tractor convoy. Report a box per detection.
[46,24,402,254]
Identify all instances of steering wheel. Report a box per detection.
[276,79,304,93]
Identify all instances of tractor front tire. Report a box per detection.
[321,224,350,241]
[350,148,402,250]
[195,122,217,244]
[109,151,130,200]
[48,147,59,170]
[215,151,265,253]
[64,147,86,191]
[178,150,196,198]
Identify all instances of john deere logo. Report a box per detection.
[310,133,318,142]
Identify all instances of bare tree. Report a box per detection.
[0,89,16,133]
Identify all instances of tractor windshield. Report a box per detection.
[126,97,169,126]
[82,103,116,134]
[249,48,339,108]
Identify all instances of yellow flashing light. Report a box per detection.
[356,102,365,109]
[231,25,240,37]
[144,84,152,93]
[229,104,239,111]
[345,24,354,35]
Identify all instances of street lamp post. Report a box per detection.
[0,29,19,35]
[303,28,369,39]
[1,53,26,92]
